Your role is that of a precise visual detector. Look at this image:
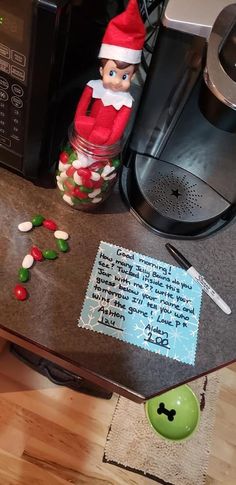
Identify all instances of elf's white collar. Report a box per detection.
[87,79,133,110]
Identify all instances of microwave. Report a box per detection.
[0,0,114,181]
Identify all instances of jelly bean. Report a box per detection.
[32,214,45,226]
[31,246,43,261]
[112,158,120,168]
[88,188,102,198]
[14,285,27,301]
[56,239,69,252]
[105,172,117,181]
[58,171,67,180]
[43,249,58,260]
[54,230,69,240]
[64,143,73,155]
[68,152,78,163]
[22,254,34,269]
[90,171,100,181]
[89,161,105,171]
[79,185,93,193]
[81,178,93,189]
[72,187,89,199]
[59,161,70,172]
[66,166,76,177]
[57,180,64,191]
[73,171,83,186]
[59,151,69,164]
[91,197,102,203]
[64,179,76,193]
[18,267,29,283]
[77,168,91,180]
[92,178,103,189]
[18,221,33,232]
[102,165,115,177]
[63,194,74,206]
[43,219,58,231]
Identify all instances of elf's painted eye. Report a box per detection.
[109,70,116,77]
[122,73,129,80]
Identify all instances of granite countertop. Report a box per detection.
[0,167,235,402]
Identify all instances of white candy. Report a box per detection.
[18,221,33,232]
[58,161,70,172]
[63,194,74,206]
[72,155,89,168]
[104,172,116,181]
[22,254,34,269]
[90,171,100,181]
[73,171,83,185]
[88,188,101,198]
[102,165,115,177]
[54,230,69,240]
[59,171,68,180]
[57,180,64,191]
[91,197,102,203]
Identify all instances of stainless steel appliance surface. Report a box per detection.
[121,0,236,238]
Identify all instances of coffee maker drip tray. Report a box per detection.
[122,154,230,237]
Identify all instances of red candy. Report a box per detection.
[59,151,69,164]
[14,285,27,301]
[31,246,43,261]
[77,168,91,181]
[89,161,106,171]
[43,219,58,231]
[66,166,76,177]
[82,178,93,189]
[92,178,103,189]
[72,187,88,199]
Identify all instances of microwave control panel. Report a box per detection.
[0,0,31,159]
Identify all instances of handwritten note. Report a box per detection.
[78,242,202,365]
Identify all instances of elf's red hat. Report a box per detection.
[98,0,145,65]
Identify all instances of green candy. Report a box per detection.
[18,267,29,282]
[68,151,77,163]
[112,158,120,168]
[64,143,73,155]
[43,249,58,260]
[32,214,44,226]
[56,239,69,252]
[79,185,93,193]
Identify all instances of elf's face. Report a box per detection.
[100,60,135,92]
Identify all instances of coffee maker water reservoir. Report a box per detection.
[121,0,236,238]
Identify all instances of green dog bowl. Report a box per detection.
[145,385,200,441]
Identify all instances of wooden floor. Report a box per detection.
[0,342,235,485]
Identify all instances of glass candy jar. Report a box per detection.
[56,126,121,209]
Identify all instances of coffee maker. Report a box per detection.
[121,0,236,238]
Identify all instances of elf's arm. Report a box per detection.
[74,85,93,121]
[106,105,132,144]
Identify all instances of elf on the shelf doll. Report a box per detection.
[74,0,145,146]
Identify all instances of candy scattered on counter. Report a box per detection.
[18,267,29,283]
[31,246,43,261]
[43,219,58,231]
[54,230,69,240]
[22,254,34,269]
[32,214,45,227]
[43,249,58,260]
[14,285,28,301]
[56,239,69,252]
[18,221,33,232]
[14,216,70,301]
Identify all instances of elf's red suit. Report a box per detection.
[74,79,133,145]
